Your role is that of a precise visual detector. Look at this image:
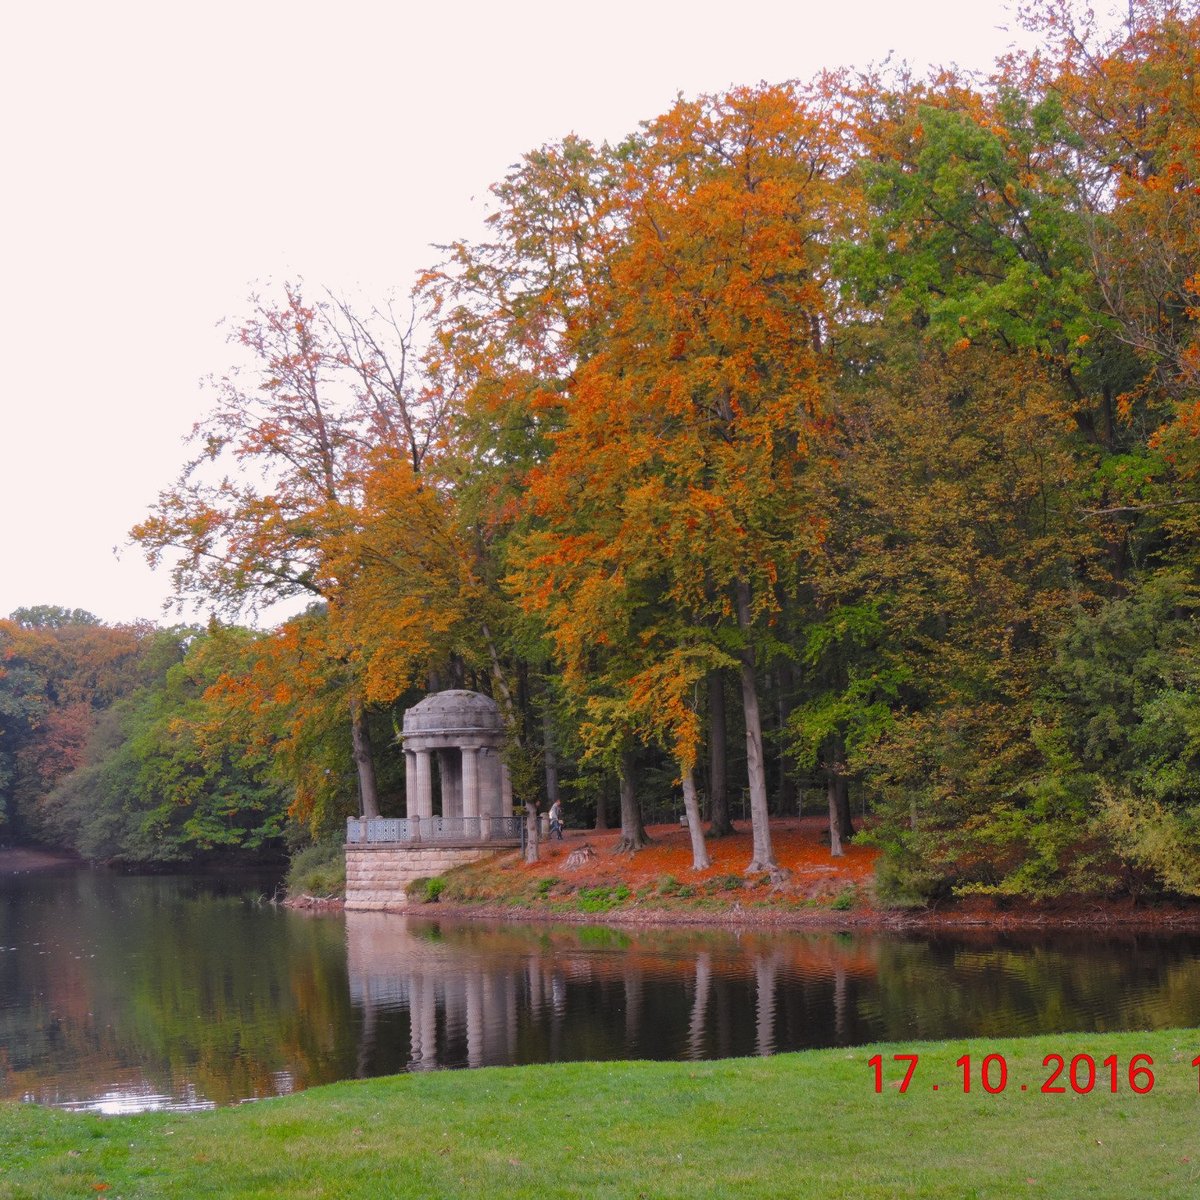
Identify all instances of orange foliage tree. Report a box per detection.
[512,84,849,872]
[413,137,633,810]
[133,286,437,822]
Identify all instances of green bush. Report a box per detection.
[707,874,743,893]
[535,877,560,898]
[831,888,856,911]
[406,876,447,903]
[286,841,346,898]
[657,875,682,896]
[874,853,944,909]
[576,884,630,913]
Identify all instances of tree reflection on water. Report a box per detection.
[3,869,1200,1111]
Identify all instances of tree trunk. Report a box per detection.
[681,764,711,871]
[827,772,844,858]
[542,703,559,807]
[350,695,380,818]
[826,734,855,847]
[776,659,798,815]
[594,785,609,831]
[480,619,518,729]
[835,774,855,842]
[524,805,540,864]
[735,581,781,875]
[707,669,735,836]
[615,748,649,853]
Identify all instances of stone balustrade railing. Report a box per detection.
[346,816,524,845]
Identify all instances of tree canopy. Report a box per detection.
[10,1,1200,900]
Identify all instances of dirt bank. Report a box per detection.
[332,816,1200,932]
[0,847,81,874]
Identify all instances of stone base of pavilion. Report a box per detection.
[344,816,524,910]
[347,690,525,910]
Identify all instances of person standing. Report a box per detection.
[548,797,564,840]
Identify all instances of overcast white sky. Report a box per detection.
[1,0,1042,626]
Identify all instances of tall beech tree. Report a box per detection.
[622,84,845,875]
[418,136,636,803]
[133,286,427,821]
[511,84,847,873]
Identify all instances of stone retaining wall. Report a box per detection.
[345,843,506,910]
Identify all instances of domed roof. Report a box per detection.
[401,689,503,741]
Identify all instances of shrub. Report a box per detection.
[576,884,631,913]
[831,888,856,911]
[535,877,559,898]
[406,876,447,903]
[708,874,743,894]
[657,875,682,896]
[285,841,345,898]
[875,853,944,909]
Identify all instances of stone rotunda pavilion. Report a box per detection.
[400,689,514,835]
[345,690,520,910]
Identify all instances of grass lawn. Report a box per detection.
[2,1028,1199,1198]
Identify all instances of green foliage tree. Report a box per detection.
[0,611,146,838]
[1042,571,1200,895]
[38,627,290,864]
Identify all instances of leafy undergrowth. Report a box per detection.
[433,817,880,918]
[285,840,346,898]
[4,1030,1199,1198]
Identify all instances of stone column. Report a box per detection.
[462,747,480,816]
[440,749,462,819]
[462,746,480,839]
[501,760,514,819]
[415,750,434,837]
[404,750,416,818]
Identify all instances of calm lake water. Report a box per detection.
[3,866,1200,1113]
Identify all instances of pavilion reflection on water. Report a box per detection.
[345,913,866,1072]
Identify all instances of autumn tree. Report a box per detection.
[418,136,632,806]
[37,625,290,864]
[0,610,147,838]
[133,285,433,822]
[511,84,848,873]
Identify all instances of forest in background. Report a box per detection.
[4,0,1200,904]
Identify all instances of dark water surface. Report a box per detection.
[3,867,1200,1112]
